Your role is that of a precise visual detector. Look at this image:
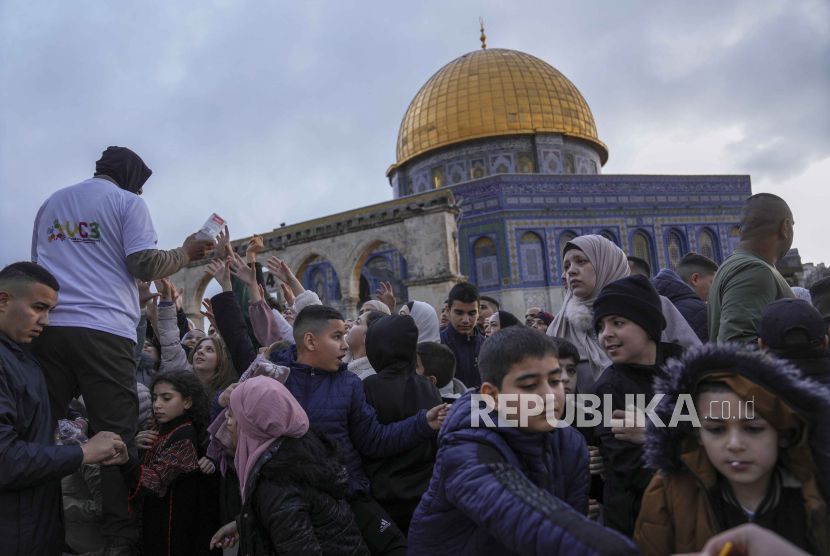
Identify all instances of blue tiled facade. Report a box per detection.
[449,173,749,291]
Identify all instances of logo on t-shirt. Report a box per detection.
[47,219,102,243]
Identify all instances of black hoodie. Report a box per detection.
[363,315,442,532]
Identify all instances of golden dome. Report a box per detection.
[393,48,607,169]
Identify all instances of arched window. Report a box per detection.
[600,230,619,246]
[699,229,718,261]
[473,237,499,288]
[301,257,341,304]
[631,231,653,268]
[519,232,546,283]
[667,230,686,270]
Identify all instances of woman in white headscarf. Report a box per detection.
[400,301,441,343]
[547,235,701,392]
[547,235,630,392]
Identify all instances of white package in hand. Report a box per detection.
[196,213,225,241]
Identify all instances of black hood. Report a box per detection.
[94,146,152,194]
[366,315,418,374]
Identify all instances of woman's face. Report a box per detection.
[226,407,238,448]
[563,249,597,299]
[485,313,500,337]
[192,338,219,374]
[346,312,369,353]
[283,308,295,325]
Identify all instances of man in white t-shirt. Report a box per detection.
[30,146,214,554]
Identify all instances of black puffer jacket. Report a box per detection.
[238,430,368,556]
[363,315,441,531]
[653,269,708,342]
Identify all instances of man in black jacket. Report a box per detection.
[440,282,485,387]
[363,315,443,534]
[0,262,128,555]
[653,253,718,342]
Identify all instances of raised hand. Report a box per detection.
[280,282,295,307]
[205,258,232,291]
[228,252,256,286]
[201,298,217,332]
[154,278,175,302]
[246,234,265,263]
[182,233,214,263]
[265,255,292,284]
[426,403,449,431]
[137,281,160,309]
[376,281,396,312]
[215,225,232,259]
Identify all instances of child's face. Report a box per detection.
[306,319,348,372]
[449,300,479,336]
[142,340,160,363]
[192,338,219,374]
[597,315,656,365]
[490,355,564,432]
[152,381,192,424]
[696,390,779,492]
[346,312,369,353]
[226,407,238,448]
[558,357,578,394]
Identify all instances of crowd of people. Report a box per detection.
[2,146,829,556]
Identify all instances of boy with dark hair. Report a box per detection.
[440,282,486,387]
[277,304,447,552]
[627,255,651,278]
[758,298,830,386]
[477,295,499,331]
[653,252,718,342]
[591,274,683,536]
[676,252,719,300]
[416,341,466,403]
[0,262,129,555]
[409,326,637,555]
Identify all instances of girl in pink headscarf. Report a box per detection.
[211,376,368,555]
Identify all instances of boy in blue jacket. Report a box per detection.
[408,326,638,555]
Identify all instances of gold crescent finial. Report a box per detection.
[479,17,487,49]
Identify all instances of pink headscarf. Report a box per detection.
[229,376,309,500]
[547,235,630,382]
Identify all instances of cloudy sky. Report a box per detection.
[2,0,828,269]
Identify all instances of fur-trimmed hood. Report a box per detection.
[645,343,830,495]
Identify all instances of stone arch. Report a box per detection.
[349,239,410,311]
[296,253,342,306]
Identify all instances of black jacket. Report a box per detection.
[363,316,441,515]
[653,269,708,342]
[0,332,83,555]
[440,324,485,388]
[775,347,830,387]
[594,343,683,536]
[238,430,368,556]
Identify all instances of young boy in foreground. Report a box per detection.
[408,327,638,555]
